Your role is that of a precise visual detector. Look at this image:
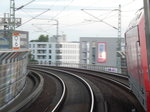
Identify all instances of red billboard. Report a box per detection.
[97,42,106,63]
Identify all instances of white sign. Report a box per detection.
[12,33,20,50]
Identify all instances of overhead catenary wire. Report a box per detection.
[15,0,36,11]
[81,9,118,30]
[18,9,50,27]
[51,0,74,20]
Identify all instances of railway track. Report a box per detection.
[27,66,94,112]
[21,70,66,112]
[48,66,144,112]
[28,65,145,112]
[1,71,43,112]
[48,66,129,88]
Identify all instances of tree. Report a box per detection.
[28,53,38,62]
[38,35,48,42]
[30,34,49,42]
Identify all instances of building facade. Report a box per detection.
[80,37,120,67]
[29,35,80,64]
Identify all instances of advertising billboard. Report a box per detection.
[97,42,106,63]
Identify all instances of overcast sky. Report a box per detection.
[0,0,143,41]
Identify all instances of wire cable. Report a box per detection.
[18,9,50,27]
[51,0,74,19]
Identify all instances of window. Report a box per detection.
[49,44,51,48]
[49,55,51,59]
[81,41,87,51]
[56,61,62,64]
[33,44,35,48]
[49,61,51,64]
[37,44,46,48]
[92,41,96,47]
[56,50,62,54]
[49,50,51,53]
[56,55,62,59]
[56,44,62,48]
[82,52,87,58]
[37,50,46,54]
[37,55,46,59]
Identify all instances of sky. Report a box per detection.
[0,0,143,41]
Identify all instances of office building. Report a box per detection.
[29,35,80,64]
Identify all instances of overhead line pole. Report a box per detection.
[81,5,122,50]
[118,4,121,51]
[34,18,59,37]
[9,0,16,49]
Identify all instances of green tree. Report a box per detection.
[30,34,49,42]
[30,40,39,42]
[28,53,38,62]
[38,35,48,42]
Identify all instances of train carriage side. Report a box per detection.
[125,11,150,112]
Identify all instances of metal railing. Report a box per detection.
[29,62,128,76]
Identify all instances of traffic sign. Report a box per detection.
[12,33,20,50]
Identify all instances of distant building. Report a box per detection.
[49,34,66,42]
[80,37,125,72]
[29,35,80,64]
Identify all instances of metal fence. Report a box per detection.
[0,51,28,109]
[29,62,128,76]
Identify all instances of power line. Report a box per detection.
[122,0,136,8]
[15,0,36,11]
[23,8,51,10]
[51,0,74,19]
[18,9,50,27]
[81,9,118,30]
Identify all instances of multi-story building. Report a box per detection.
[80,37,125,73]
[29,35,80,64]
[80,37,119,65]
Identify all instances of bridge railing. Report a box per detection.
[29,62,128,76]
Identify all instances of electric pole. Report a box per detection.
[10,0,15,31]
[118,4,121,51]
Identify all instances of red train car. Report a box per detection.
[125,10,150,112]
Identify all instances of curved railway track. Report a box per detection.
[20,70,65,112]
[49,66,144,112]
[28,65,145,112]
[26,66,94,112]
[48,66,129,88]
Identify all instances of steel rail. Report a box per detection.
[43,66,129,87]
[29,68,66,112]
[49,65,128,79]
[30,66,95,112]
[52,66,130,90]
